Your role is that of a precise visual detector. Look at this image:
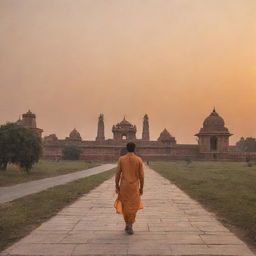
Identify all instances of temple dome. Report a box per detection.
[68,128,82,141]
[116,117,133,127]
[203,109,225,129]
[196,108,231,135]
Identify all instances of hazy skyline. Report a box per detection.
[0,0,256,144]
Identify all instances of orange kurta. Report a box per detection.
[114,152,144,224]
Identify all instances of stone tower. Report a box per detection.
[195,108,232,153]
[21,110,37,129]
[142,114,150,141]
[96,114,105,142]
[158,128,176,145]
[19,110,43,137]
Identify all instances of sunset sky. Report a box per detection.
[0,0,256,144]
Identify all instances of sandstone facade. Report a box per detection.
[40,109,256,162]
[17,109,256,162]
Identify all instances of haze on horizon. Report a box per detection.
[0,0,256,144]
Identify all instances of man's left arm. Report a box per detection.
[115,159,122,193]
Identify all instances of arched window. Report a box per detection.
[210,136,218,151]
[122,134,127,140]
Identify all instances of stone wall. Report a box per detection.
[42,139,256,162]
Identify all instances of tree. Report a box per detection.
[236,137,256,152]
[236,137,245,151]
[0,123,42,173]
[62,146,82,160]
[244,137,256,152]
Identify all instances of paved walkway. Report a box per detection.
[0,164,115,204]
[1,167,255,256]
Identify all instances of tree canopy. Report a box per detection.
[236,137,256,152]
[0,123,42,173]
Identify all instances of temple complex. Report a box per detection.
[15,109,256,162]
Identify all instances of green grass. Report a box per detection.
[150,161,256,247]
[0,160,100,186]
[0,168,115,251]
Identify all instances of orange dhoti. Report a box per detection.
[114,180,143,223]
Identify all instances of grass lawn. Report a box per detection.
[150,161,256,248]
[0,160,100,186]
[0,168,115,251]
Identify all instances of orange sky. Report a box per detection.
[0,0,256,144]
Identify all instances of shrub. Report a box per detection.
[245,155,251,163]
[247,162,253,167]
[62,146,82,160]
[184,157,192,165]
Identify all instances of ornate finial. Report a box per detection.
[123,115,126,120]
[213,106,216,112]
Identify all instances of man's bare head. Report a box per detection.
[127,142,136,152]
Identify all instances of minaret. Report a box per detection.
[142,114,150,141]
[22,110,37,128]
[20,110,43,137]
[96,114,105,141]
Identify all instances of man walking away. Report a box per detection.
[114,142,144,235]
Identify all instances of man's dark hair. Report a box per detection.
[126,142,136,152]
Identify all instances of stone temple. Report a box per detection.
[17,109,256,161]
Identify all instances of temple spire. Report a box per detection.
[96,114,105,142]
[142,114,150,141]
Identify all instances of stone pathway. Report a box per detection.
[1,167,255,256]
[0,164,115,204]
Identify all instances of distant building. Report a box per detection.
[158,128,176,145]
[195,108,232,153]
[96,114,105,142]
[12,109,256,161]
[17,110,43,137]
[142,114,150,141]
[40,108,256,162]
[112,117,137,141]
